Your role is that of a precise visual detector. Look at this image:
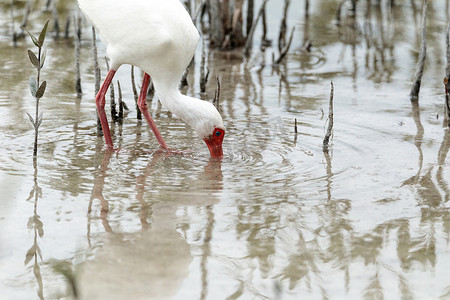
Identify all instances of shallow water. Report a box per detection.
[1,0,449,299]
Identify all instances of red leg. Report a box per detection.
[138,73,168,150]
[96,69,116,148]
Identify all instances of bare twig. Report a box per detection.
[294,118,298,144]
[216,0,246,50]
[105,58,117,121]
[131,66,142,119]
[278,0,290,52]
[213,76,221,111]
[444,22,450,128]
[64,16,71,39]
[335,1,344,26]
[147,76,154,99]
[244,0,269,56]
[110,82,117,121]
[246,0,254,36]
[323,82,334,153]
[179,67,189,90]
[200,40,207,93]
[305,0,309,17]
[229,0,245,48]
[410,0,428,101]
[91,25,102,133]
[117,80,124,122]
[261,0,269,49]
[45,0,51,11]
[350,0,357,18]
[20,0,31,33]
[92,26,100,95]
[15,0,31,40]
[73,16,82,97]
[192,0,206,22]
[10,0,17,46]
[208,0,226,47]
[274,26,295,65]
[52,0,60,39]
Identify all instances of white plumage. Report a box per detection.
[78,0,225,156]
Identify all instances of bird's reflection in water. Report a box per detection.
[79,149,223,300]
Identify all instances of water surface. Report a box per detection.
[0,1,449,299]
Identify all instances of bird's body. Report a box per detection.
[77,0,225,157]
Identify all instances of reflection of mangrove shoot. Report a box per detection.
[410,0,428,102]
[25,163,44,299]
[22,21,49,159]
[323,82,334,153]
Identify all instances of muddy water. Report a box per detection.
[0,1,449,299]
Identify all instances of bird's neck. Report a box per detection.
[154,83,201,130]
[152,80,223,139]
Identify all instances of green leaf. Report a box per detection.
[26,112,35,127]
[29,77,37,97]
[21,26,40,47]
[36,81,46,99]
[40,47,47,68]
[27,50,39,69]
[38,21,50,46]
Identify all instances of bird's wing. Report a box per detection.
[78,0,199,78]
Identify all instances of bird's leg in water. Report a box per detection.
[96,69,117,148]
[138,73,169,150]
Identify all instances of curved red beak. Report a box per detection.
[203,128,225,158]
[204,137,223,158]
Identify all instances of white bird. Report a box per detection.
[77,0,225,157]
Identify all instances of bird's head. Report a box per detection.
[203,127,225,158]
[177,95,225,158]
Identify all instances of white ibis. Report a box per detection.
[78,0,225,157]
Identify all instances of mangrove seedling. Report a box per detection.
[22,21,49,159]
